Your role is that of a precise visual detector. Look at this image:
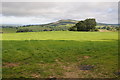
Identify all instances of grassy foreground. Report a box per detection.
[2,31,118,78]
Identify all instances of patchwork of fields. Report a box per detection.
[2,31,119,78]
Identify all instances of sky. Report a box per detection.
[0,2,118,25]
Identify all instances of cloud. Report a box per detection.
[1,2,118,24]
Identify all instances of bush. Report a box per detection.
[68,26,77,31]
[94,29,99,31]
[16,28,33,33]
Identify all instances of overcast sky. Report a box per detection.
[1,2,118,24]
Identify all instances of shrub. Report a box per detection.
[16,28,33,33]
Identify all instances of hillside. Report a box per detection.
[1,19,78,33]
[97,23,119,27]
[42,19,78,26]
[1,20,118,28]
[1,19,119,33]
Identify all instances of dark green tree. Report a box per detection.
[84,18,96,31]
[76,21,87,31]
[69,18,96,31]
[68,26,77,31]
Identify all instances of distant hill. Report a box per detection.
[97,23,119,27]
[42,20,118,27]
[0,24,23,28]
[1,19,119,33]
[1,19,119,28]
[42,19,78,26]
[1,20,78,33]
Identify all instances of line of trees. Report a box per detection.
[69,18,97,31]
[97,26,119,31]
[16,28,33,33]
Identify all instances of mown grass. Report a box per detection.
[2,31,118,78]
[2,31,118,41]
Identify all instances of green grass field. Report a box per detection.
[2,31,118,41]
[2,31,119,78]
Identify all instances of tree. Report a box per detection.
[68,26,77,31]
[84,18,96,31]
[76,21,87,31]
[69,18,97,31]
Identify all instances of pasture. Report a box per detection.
[2,31,118,78]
